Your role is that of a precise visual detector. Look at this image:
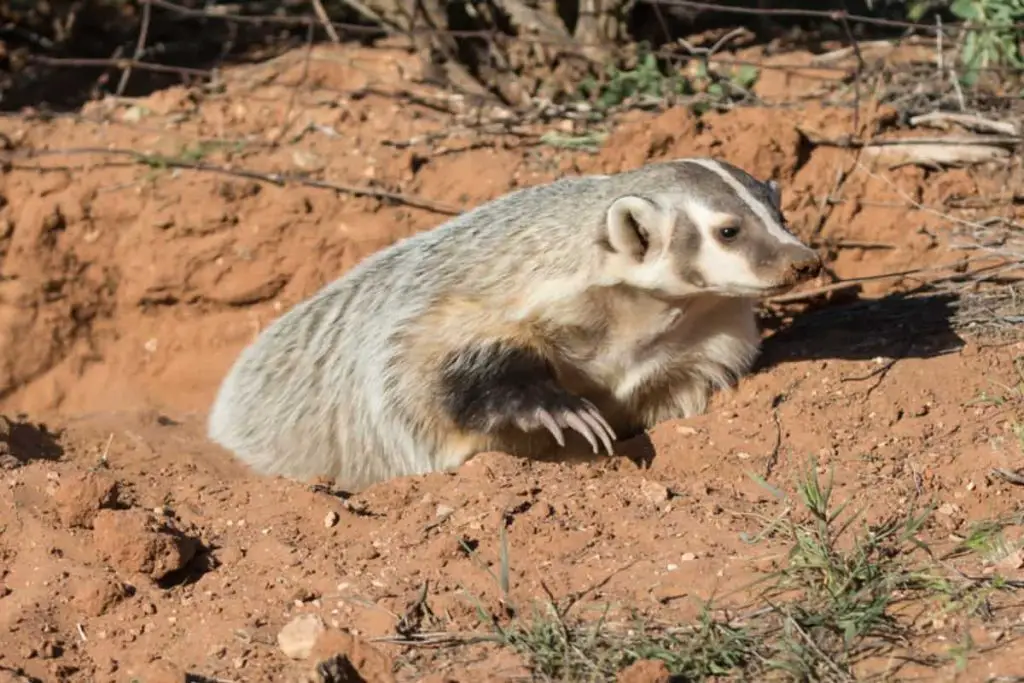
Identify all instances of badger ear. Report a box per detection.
[766,179,782,210]
[602,195,665,262]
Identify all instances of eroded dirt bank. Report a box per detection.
[1,42,1023,683]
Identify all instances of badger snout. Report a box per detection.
[780,245,822,284]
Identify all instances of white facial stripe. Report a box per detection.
[684,197,770,290]
[683,158,803,246]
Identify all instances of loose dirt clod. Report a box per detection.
[616,659,672,683]
[306,629,396,683]
[54,471,120,528]
[71,575,128,617]
[91,508,199,581]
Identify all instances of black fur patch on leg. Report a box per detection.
[439,342,576,432]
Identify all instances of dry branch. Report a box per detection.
[909,112,1019,136]
[860,141,1011,169]
[4,147,461,215]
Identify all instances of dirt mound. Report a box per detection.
[1,41,1024,682]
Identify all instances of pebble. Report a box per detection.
[278,613,326,660]
[323,511,339,528]
[640,479,670,504]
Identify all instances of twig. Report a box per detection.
[27,55,210,78]
[767,256,1009,306]
[76,623,87,642]
[369,630,497,647]
[310,0,341,43]
[395,581,433,638]
[840,357,901,383]
[809,40,894,65]
[767,281,863,305]
[990,468,1024,486]
[116,0,152,96]
[271,22,316,147]
[764,408,782,480]
[810,164,850,240]
[910,111,1018,136]
[798,130,1023,149]
[853,160,1000,233]
[6,147,462,216]
[829,240,897,251]
[787,615,856,682]
[423,509,454,533]
[836,3,864,134]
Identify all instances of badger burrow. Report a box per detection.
[206,157,822,491]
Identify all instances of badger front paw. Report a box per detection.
[510,396,616,455]
[439,341,617,454]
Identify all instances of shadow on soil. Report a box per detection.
[611,291,965,471]
[0,414,64,466]
[756,290,965,368]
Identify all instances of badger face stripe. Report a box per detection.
[683,159,803,247]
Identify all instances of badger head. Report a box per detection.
[598,158,821,299]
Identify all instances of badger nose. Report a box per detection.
[789,253,822,281]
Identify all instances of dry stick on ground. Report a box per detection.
[116,0,153,96]
[991,469,1024,486]
[310,0,341,43]
[271,23,317,148]
[836,3,865,134]
[767,256,1020,305]
[853,159,1003,234]
[6,147,462,215]
[27,55,211,78]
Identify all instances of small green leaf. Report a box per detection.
[950,0,978,20]
[733,64,760,89]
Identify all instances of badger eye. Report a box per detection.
[718,225,741,241]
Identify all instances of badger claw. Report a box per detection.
[519,399,617,456]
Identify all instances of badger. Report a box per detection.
[207,158,821,490]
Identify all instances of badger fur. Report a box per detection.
[207,157,822,490]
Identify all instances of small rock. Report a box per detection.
[435,504,455,518]
[640,479,670,505]
[278,613,326,660]
[994,549,1024,575]
[324,510,339,528]
[680,552,697,562]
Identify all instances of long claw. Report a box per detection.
[589,413,610,456]
[573,409,610,456]
[562,411,599,454]
[536,409,566,447]
[579,400,617,455]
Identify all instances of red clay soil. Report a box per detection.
[1,43,1023,683]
